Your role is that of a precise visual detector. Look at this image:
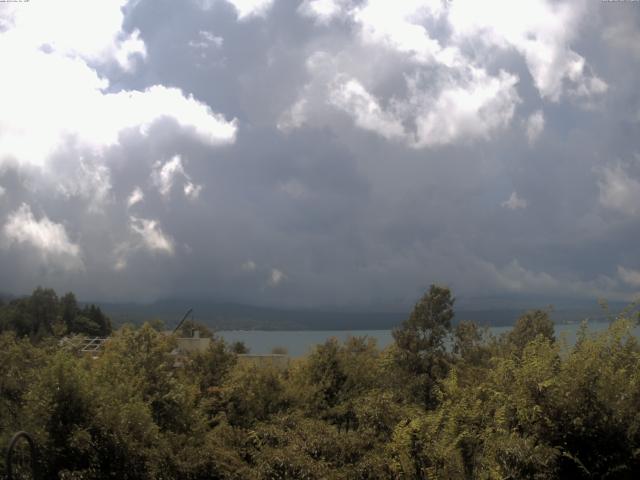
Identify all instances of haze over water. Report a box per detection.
[218,321,640,357]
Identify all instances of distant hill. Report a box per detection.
[98,297,629,331]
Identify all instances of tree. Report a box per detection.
[392,284,455,408]
[507,309,555,352]
[230,341,249,354]
[60,292,79,334]
[176,319,213,338]
[28,287,59,337]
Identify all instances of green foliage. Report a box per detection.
[392,284,454,408]
[230,340,249,354]
[2,285,640,479]
[0,287,112,339]
[507,308,555,353]
[176,319,213,338]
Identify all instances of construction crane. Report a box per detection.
[172,308,194,335]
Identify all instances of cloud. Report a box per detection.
[448,0,607,102]
[268,268,286,287]
[597,164,640,216]
[278,179,308,199]
[526,110,545,145]
[224,0,274,19]
[502,191,528,210]
[329,77,406,141]
[352,0,451,64]
[241,260,257,272]
[127,187,144,208]
[152,155,203,200]
[2,0,146,71]
[130,216,174,255]
[618,265,640,288]
[0,7,237,170]
[0,0,637,307]
[291,52,519,147]
[298,0,344,24]
[54,160,113,213]
[409,68,519,147]
[189,30,224,50]
[2,203,82,270]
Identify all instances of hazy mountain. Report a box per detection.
[98,296,629,331]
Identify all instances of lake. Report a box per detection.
[217,321,640,357]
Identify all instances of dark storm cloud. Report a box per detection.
[1,0,640,308]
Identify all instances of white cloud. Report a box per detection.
[483,259,620,299]
[526,110,545,145]
[287,2,523,148]
[288,0,605,145]
[410,68,519,147]
[224,0,274,19]
[153,156,185,197]
[329,77,406,141]
[152,155,203,200]
[130,216,174,255]
[352,0,452,65]
[2,0,146,71]
[183,182,203,200]
[618,266,640,288]
[189,30,224,49]
[2,203,83,270]
[55,160,113,213]
[241,260,257,272]
[0,8,237,170]
[447,0,607,102]
[298,0,344,24]
[268,268,286,287]
[277,98,308,132]
[597,164,640,216]
[0,185,5,198]
[127,187,144,208]
[502,191,528,210]
[112,215,175,271]
[327,67,519,147]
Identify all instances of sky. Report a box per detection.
[0,0,639,309]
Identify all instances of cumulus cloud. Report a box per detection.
[597,164,640,216]
[0,5,236,170]
[2,203,82,271]
[286,0,606,147]
[409,68,519,147]
[447,0,607,102]
[502,191,528,210]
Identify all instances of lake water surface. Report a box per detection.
[218,321,640,357]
